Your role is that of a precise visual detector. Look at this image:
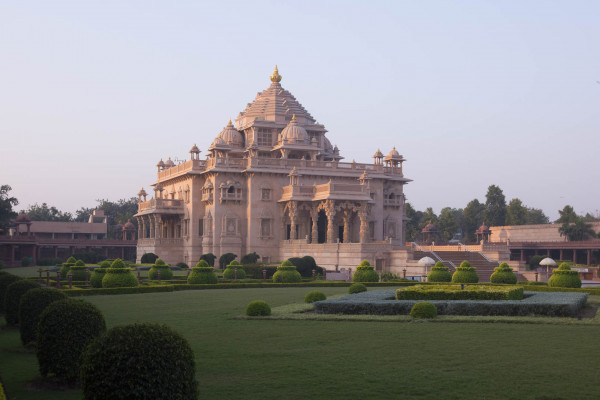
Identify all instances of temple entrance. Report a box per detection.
[317,210,327,244]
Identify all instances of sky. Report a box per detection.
[1,0,599,221]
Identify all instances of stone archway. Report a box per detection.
[317,210,327,244]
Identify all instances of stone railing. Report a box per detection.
[138,238,182,246]
[138,198,184,213]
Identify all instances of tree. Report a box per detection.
[525,207,549,224]
[559,219,595,241]
[463,199,485,242]
[22,203,73,222]
[404,202,423,242]
[437,207,459,242]
[0,185,19,231]
[484,185,506,227]
[555,205,578,224]
[505,198,527,226]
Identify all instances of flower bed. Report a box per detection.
[396,284,523,301]
[314,290,588,317]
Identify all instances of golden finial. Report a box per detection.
[270,65,282,83]
[291,114,296,121]
[228,119,232,125]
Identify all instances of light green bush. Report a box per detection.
[272,260,302,283]
[410,302,437,319]
[304,291,326,303]
[427,261,452,282]
[490,262,518,284]
[451,261,479,283]
[246,300,271,316]
[352,260,379,283]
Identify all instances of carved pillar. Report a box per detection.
[325,200,336,243]
[154,215,161,239]
[310,208,319,244]
[359,203,370,244]
[343,211,352,243]
[139,218,145,239]
[288,201,298,240]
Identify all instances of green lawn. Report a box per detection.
[1,287,600,399]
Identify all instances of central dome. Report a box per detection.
[217,120,244,148]
[280,115,308,144]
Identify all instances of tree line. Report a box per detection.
[405,184,599,243]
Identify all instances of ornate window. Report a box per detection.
[256,128,273,146]
[219,180,242,203]
[198,219,204,237]
[222,214,239,236]
[202,182,214,203]
[261,188,271,201]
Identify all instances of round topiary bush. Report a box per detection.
[18,288,67,345]
[348,283,367,294]
[60,256,77,278]
[490,262,518,284]
[109,258,126,269]
[352,260,380,283]
[410,302,438,319]
[80,323,197,400]
[451,261,479,283]
[246,300,271,316]
[4,279,40,325]
[102,268,138,288]
[272,260,302,283]
[140,252,159,264]
[37,299,106,381]
[69,259,88,281]
[223,260,246,280]
[148,258,173,280]
[548,263,582,288]
[427,261,452,282]
[89,268,107,288]
[304,291,326,303]
[0,274,22,313]
[187,260,218,284]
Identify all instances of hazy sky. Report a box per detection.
[1,1,598,221]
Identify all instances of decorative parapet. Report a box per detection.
[137,198,184,214]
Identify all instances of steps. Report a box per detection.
[413,250,498,282]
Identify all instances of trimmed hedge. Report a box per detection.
[81,323,197,400]
[187,261,218,284]
[102,268,138,288]
[352,260,379,283]
[410,302,437,319]
[4,279,40,325]
[427,261,452,283]
[396,284,524,301]
[548,263,582,288]
[451,261,479,283]
[272,260,302,283]
[0,274,22,313]
[246,300,271,316]
[223,260,246,280]
[149,258,173,280]
[240,264,278,279]
[90,268,107,288]
[349,283,367,294]
[69,265,88,281]
[305,291,326,303]
[37,299,106,381]
[490,263,518,284]
[19,288,67,345]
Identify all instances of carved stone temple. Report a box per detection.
[134,66,412,272]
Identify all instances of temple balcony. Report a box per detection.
[384,198,403,207]
[279,181,371,202]
[137,198,184,215]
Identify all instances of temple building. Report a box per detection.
[134,67,411,270]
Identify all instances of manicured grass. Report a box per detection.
[2,287,600,399]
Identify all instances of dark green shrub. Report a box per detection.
[140,252,159,264]
[21,256,31,267]
[19,288,67,345]
[0,274,22,313]
[490,262,518,284]
[72,251,102,264]
[410,302,437,319]
[99,260,111,268]
[272,260,302,283]
[187,261,218,284]
[4,279,40,325]
[37,299,106,381]
[69,260,88,281]
[219,253,237,269]
[102,268,138,288]
[223,260,246,279]
[149,258,173,280]
[305,291,326,303]
[200,253,216,267]
[246,300,271,316]
[528,254,545,270]
[352,260,379,283]
[66,256,77,264]
[110,258,126,269]
[90,268,107,288]
[241,252,260,264]
[548,265,582,288]
[60,263,74,278]
[451,261,479,283]
[427,261,452,282]
[287,256,323,277]
[176,262,189,269]
[349,283,367,294]
[240,264,278,279]
[81,323,197,400]
[36,257,62,266]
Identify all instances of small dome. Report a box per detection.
[165,157,175,168]
[16,213,31,223]
[114,223,123,231]
[280,115,308,144]
[123,221,136,231]
[384,146,403,161]
[322,137,333,153]
[217,120,244,148]
[156,159,165,167]
[373,149,383,158]
[476,223,490,233]
[422,222,438,233]
[138,187,147,197]
[189,144,200,153]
